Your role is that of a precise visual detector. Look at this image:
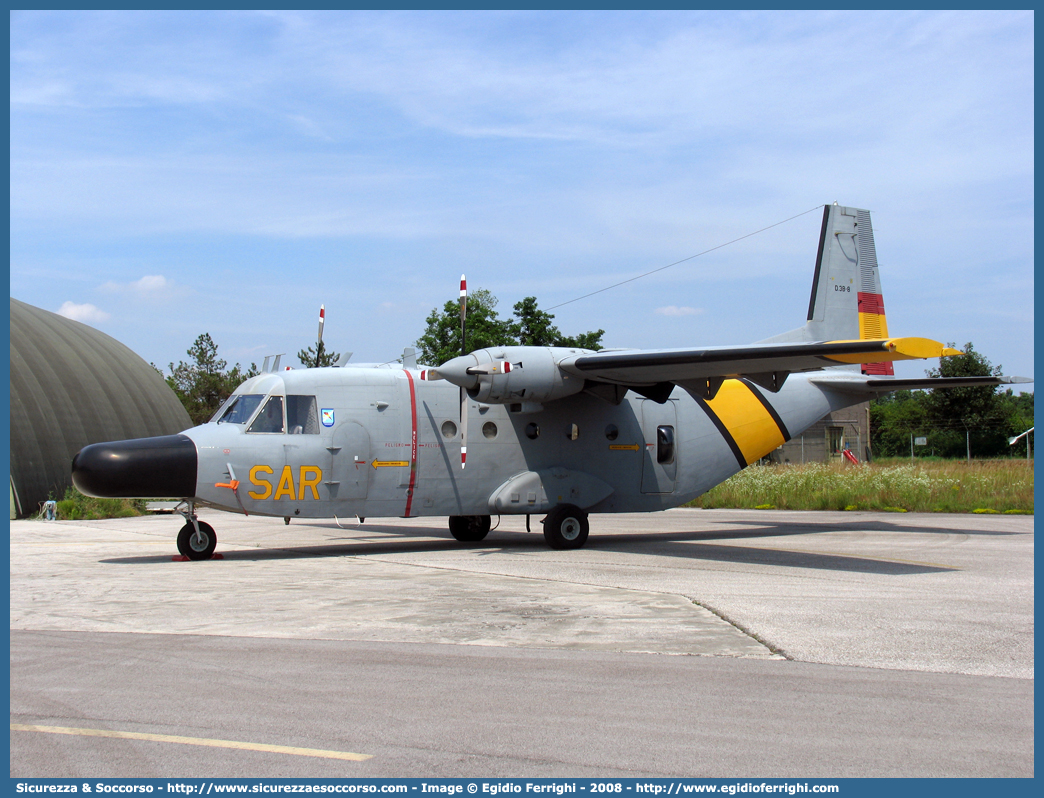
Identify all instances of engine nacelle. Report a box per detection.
[432,346,587,405]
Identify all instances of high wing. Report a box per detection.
[558,337,962,401]
[424,204,1031,408]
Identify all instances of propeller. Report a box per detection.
[418,275,472,469]
[314,304,326,368]
[459,275,467,469]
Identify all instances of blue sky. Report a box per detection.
[10,10,1034,384]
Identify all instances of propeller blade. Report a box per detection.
[459,274,468,468]
[459,274,467,356]
[460,387,468,469]
[315,304,326,368]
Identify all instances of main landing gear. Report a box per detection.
[447,504,590,550]
[541,504,589,550]
[175,501,218,561]
[448,514,492,542]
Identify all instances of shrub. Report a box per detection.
[53,487,147,520]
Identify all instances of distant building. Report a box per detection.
[769,401,871,464]
[9,298,191,517]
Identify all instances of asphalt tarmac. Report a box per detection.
[9,508,1034,777]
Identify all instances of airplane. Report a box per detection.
[71,203,1031,559]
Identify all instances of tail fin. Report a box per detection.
[761,203,893,376]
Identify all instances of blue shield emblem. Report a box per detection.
[321,409,335,427]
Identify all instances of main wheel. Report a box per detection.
[448,515,492,542]
[542,504,589,550]
[177,521,217,560]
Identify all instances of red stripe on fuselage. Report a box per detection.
[403,370,419,517]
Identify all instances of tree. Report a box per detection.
[415,290,604,365]
[922,342,1003,426]
[297,345,341,368]
[415,289,514,366]
[510,296,605,350]
[920,342,1012,457]
[166,333,258,425]
[869,390,927,457]
[870,342,1031,458]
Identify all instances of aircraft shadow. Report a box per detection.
[100,520,959,574]
[712,517,1023,537]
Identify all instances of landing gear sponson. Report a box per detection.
[447,504,590,549]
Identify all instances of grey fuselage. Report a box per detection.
[184,362,865,521]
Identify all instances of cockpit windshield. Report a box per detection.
[248,396,285,434]
[213,394,264,424]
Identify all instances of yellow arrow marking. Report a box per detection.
[371,460,409,469]
[10,724,372,762]
[609,444,641,451]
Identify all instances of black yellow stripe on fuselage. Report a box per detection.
[695,379,791,469]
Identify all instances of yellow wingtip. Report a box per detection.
[826,337,960,364]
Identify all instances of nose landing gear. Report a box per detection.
[175,500,218,560]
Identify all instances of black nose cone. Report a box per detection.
[72,434,197,498]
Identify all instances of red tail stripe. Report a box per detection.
[858,292,886,315]
[862,361,895,376]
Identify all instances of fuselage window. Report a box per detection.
[286,395,319,434]
[657,425,676,465]
[441,420,458,439]
[214,394,264,425]
[525,423,540,440]
[248,396,285,434]
[482,421,498,439]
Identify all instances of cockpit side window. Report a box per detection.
[248,396,285,434]
[214,394,264,424]
[286,395,319,434]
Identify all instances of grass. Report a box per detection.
[53,486,147,520]
[687,458,1034,514]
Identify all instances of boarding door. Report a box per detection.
[329,421,372,500]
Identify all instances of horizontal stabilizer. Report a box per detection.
[811,374,1033,394]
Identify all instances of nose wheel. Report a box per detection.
[177,521,217,560]
[174,501,218,560]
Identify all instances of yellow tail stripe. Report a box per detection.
[10,724,372,762]
[705,380,786,465]
[858,311,889,340]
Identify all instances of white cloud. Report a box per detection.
[655,306,701,317]
[57,301,110,323]
[132,274,169,291]
[100,274,172,293]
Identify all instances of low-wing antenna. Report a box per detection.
[546,205,822,311]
